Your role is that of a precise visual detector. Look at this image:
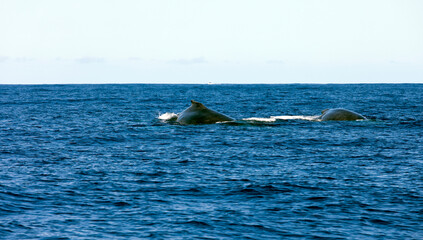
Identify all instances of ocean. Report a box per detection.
[0,84,422,239]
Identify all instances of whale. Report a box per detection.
[177,100,234,124]
[318,108,366,121]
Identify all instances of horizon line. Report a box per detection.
[1,82,422,86]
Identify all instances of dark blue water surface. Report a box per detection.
[0,84,422,239]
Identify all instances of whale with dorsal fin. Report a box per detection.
[318,108,366,121]
[177,100,234,125]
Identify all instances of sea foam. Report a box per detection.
[158,112,178,121]
[243,115,319,122]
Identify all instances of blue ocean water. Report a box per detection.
[0,84,422,239]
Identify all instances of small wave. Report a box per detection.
[243,117,277,122]
[113,201,131,207]
[273,115,319,121]
[227,184,293,196]
[158,112,178,121]
[243,115,318,122]
[180,220,211,227]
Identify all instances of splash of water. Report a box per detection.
[158,112,178,121]
[243,115,319,122]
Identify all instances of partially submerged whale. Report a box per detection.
[177,100,234,124]
[318,108,366,121]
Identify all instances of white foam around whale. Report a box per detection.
[243,115,319,122]
[158,112,178,121]
[272,115,319,121]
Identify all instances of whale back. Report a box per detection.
[319,108,365,121]
[177,100,234,124]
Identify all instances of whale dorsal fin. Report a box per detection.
[190,100,206,109]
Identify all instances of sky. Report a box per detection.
[1,0,422,84]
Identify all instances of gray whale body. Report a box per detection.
[177,100,234,125]
[318,108,365,121]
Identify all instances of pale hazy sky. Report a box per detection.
[1,0,422,84]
